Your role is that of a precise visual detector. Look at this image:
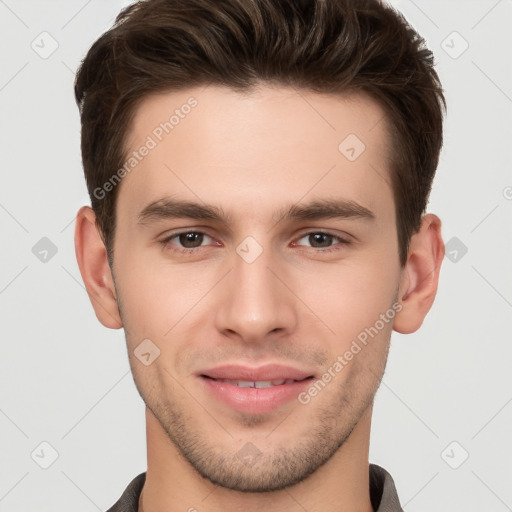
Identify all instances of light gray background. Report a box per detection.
[1,0,511,510]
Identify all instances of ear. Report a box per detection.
[74,206,123,329]
[393,213,444,334]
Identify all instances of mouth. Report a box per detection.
[201,375,313,388]
[198,364,316,414]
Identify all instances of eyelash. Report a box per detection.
[159,230,351,255]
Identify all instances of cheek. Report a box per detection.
[294,258,399,341]
[115,249,217,340]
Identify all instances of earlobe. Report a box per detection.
[74,206,123,329]
[393,214,444,334]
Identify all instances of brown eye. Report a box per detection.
[178,232,205,248]
[295,232,349,250]
[308,233,334,248]
[161,231,213,252]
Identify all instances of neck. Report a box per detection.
[139,405,374,512]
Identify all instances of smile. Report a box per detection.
[199,367,316,414]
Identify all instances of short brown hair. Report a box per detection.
[75,0,446,267]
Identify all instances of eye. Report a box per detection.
[159,230,350,255]
[294,232,350,252]
[160,231,214,252]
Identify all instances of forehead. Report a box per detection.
[117,84,393,224]
[125,84,389,155]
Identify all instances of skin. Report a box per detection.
[75,84,444,512]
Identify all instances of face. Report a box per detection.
[110,84,404,491]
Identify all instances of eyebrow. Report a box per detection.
[137,196,375,226]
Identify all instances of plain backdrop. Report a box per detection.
[1,1,511,511]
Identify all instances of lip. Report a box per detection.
[198,364,315,414]
[200,363,314,382]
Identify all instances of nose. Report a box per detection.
[214,244,298,344]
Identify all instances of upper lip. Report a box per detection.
[200,363,314,381]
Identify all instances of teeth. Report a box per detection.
[237,380,255,388]
[218,379,294,387]
[255,381,273,388]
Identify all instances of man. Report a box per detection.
[74,0,446,510]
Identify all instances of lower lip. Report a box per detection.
[200,376,314,414]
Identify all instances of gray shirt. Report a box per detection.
[106,463,403,512]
